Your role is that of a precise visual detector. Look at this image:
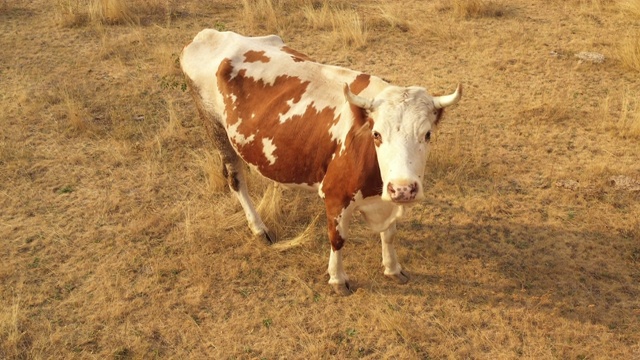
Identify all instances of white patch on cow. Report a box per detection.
[335,203,356,241]
[278,98,301,123]
[357,197,403,233]
[380,223,402,275]
[227,122,255,145]
[328,103,355,154]
[317,181,325,198]
[368,86,436,203]
[327,248,348,285]
[262,137,277,165]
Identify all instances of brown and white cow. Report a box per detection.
[180,30,462,295]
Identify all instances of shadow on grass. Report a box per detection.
[391,219,640,333]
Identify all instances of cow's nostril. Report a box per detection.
[387,183,396,195]
[409,182,418,195]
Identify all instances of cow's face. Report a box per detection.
[345,84,462,204]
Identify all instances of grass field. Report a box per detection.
[1,0,640,358]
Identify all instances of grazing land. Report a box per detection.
[1,0,639,358]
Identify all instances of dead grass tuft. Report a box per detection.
[160,98,186,141]
[62,90,94,134]
[256,183,285,235]
[89,0,138,25]
[617,90,640,138]
[193,151,226,193]
[272,213,321,251]
[241,0,368,47]
[302,1,333,30]
[620,0,640,17]
[617,33,640,72]
[373,4,411,32]
[55,0,90,27]
[330,7,367,48]
[451,0,506,18]
[241,0,282,33]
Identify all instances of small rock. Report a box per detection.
[575,51,605,64]
[608,175,640,192]
[555,179,580,191]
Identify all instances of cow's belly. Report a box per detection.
[244,162,320,192]
[227,122,335,188]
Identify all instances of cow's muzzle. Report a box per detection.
[387,181,419,203]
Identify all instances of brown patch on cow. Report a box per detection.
[321,113,382,251]
[281,46,313,62]
[326,214,345,251]
[216,58,339,186]
[244,50,270,63]
[214,56,382,252]
[349,73,370,95]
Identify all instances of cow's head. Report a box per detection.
[344,83,462,204]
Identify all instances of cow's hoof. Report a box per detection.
[258,229,276,244]
[386,270,409,284]
[331,282,352,296]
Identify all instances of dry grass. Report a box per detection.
[61,90,94,134]
[329,7,367,48]
[244,0,369,47]
[451,0,506,18]
[617,90,640,138]
[2,0,640,358]
[241,0,282,33]
[617,32,640,72]
[55,0,90,27]
[55,0,173,27]
[89,0,137,24]
[620,0,640,16]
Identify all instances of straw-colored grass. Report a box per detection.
[451,0,506,18]
[241,0,281,33]
[620,0,640,16]
[2,0,640,359]
[617,33,640,72]
[89,0,137,24]
[617,91,640,138]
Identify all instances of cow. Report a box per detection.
[180,30,462,295]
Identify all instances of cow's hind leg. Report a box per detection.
[223,158,275,243]
[191,89,274,243]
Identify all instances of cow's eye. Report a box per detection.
[425,131,431,142]
[373,131,382,142]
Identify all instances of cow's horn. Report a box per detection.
[343,83,374,111]
[433,83,462,109]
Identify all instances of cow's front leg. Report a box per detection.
[381,221,409,284]
[360,203,409,284]
[326,203,354,296]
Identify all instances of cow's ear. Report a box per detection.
[434,108,444,126]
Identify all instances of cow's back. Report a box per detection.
[180,30,388,188]
[180,30,286,112]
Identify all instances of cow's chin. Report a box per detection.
[393,198,420,206]
[380,194,423,206]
